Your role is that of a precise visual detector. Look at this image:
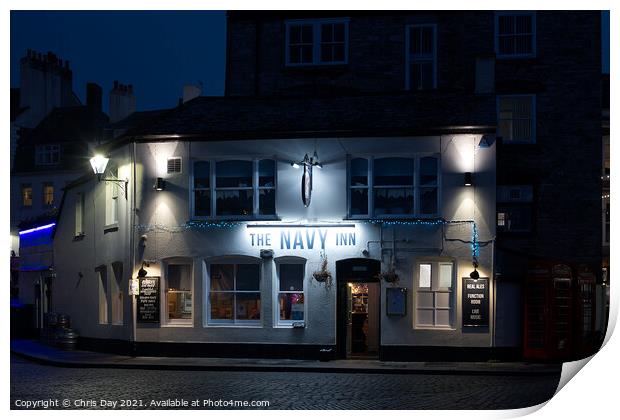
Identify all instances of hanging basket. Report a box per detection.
[380,268,400,283]
[313,255,333,284]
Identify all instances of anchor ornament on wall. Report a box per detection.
[291,151,323,207]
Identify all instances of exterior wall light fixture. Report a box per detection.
[464,172,473,187]
[154,177,165,191]
[89,154,128,197]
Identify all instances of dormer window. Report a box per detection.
[35,145,60,165]
[285,18,349,66]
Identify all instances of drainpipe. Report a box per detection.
[130,141,137,355]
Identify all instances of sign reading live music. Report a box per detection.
[462,277,489,327]
[137,276,160,323]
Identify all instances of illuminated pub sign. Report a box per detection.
[247,224,357,250]
[462,277,489,327]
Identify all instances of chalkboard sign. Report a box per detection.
[137,276,160,323]
[386,287,407,316]
[462,277,489,327]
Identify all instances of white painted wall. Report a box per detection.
[53,135,498,348]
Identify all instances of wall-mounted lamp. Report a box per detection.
[464,172,473,187]
[470,262,480,279]
[154,177,166,191]
[89,154,128,197]
[137,262,148,278]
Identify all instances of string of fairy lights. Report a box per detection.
[136,218,483,260]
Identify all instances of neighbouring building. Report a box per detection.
[48,11,603,361]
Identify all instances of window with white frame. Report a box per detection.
[406,24,437,90]
[166,261,193,324]
[276,261,306,325]
[497,95,535,144]
[348,156,440,218]
[286,19,348,66]
[415,261,455,328]
[75,192,85,236]
[209,263,261,325]
[495,12,535,58]
[43,183,54,206]
[192,159,276,218]
[35,145,60,166]
[105,166,119,226]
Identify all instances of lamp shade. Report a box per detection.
[90,155,109,175]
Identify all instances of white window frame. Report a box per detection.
[206,259,262,327]
[405,24,437,90]
[35,144,60,166]
[162,258,194,326]
[347,154,441,219]
[274,257,307,327]
[414,260,456,330]
[105,166,119,227]
[285,18,349,66]
[191,157,278,220]
[495,11,536,59]
[42,183,54,206]
[497,94,536,144]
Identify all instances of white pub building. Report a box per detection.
[50,94,507,361]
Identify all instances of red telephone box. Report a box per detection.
[524,262,573,360]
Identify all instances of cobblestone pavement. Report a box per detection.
[11,355,560,410]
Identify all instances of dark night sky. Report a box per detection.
[11,10,610,112]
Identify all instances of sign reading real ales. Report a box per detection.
[462,278,489,327]
[137,276,160,323]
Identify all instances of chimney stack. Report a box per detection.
[86,82,102,113]
[109,80,136,123]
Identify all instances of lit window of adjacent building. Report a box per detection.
[406,24,437,90]
[105,167,119,226]
[497,185,534,233]
[22,184,33,207]
[495,12,536,58]
[276,261,306,326]
[285,19,348,66]
[166,261,193,324]
[35,145,60,165]
[43,183,54,206]
[208,263,260,325]
[75,192,85,236]
[415,261,455,329]
[497,95,536,144]
[192,159,276,219]
[348,156,440,218]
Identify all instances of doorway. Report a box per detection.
[336,258,381,359]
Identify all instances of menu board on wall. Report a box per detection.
[386,287,407,317]
[462,278,489,327]
[137,276,160,323]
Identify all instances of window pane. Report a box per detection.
[301,45,313,63]
[289,46,300,63]
[168,291,192,319]
[420,157,438,186]
[411,62,434,90]
[499,36,515,55]
[168,264,191,290]
[350,158,368,186]
[236,264,260,291]
[436,292,451,309]
[420,187,438,214]
[374,158,414,186]
[210,292,233,320]
[416,309,434,325]
[259,189,276,215]
[259,159,275,187]
[416,291,434,307]
[321,45,333,62]
[374,188,414,215]
[333,23,345,42]
[436,309,451,327]
[216,160,252,188]
[516,15,532,33]
[498,15,514,35]
[210,264,234,290]
[301,25,313,43]
[194,190,211,217]
[236,292,261,320]
[280,264,304,291]
[350,188,368,215]
[216,190,253,216]
[439,264,453,289]
[321,23,333,42]
[279,293,305,320]
[194,161,210,188]
[516,35,532,54]
[332,44,345,62]
[419,264,432,288]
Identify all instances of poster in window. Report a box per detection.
[386,287,407,316]
[137,276,160,323]
[462,277,489,327]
